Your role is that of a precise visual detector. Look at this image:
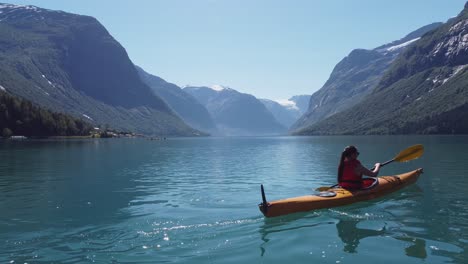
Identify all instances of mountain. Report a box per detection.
[289,95,311,114]
[291,22,443,132]
[260,95,310,128]
[184,86,286,136]
[294,3,468,135]
[0,3,198,136]
[136,66,216,135]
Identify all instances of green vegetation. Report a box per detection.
[0,91,93,137]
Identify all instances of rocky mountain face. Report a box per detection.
[136,66,217,135]
[294,3,468,135]
[0,3,198,136]
[184,86,286,136]
[260,95,310,128]
[292,22,442,132]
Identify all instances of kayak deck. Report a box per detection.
[259,168,423,218]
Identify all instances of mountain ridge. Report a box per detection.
[294,3,468,135]
[0,3,199,136]
[184,86,286,136]
[136,66,216,135]
[291,22,443,132]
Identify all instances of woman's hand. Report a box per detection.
[373,163,381,173]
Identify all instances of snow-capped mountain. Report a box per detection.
[260,95,310,128]
[184,86,286,136]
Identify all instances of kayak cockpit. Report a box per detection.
[361,177,379,190]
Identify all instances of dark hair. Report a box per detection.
[337,146,358,181]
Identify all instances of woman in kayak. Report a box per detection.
[338,146,381,189]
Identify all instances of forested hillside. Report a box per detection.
[0,91,92,137]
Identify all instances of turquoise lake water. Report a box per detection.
[0,136,467,263]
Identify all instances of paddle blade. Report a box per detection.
[394,144,424,162]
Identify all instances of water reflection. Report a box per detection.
[258,209,432,261]
[258,213,329,257]
[395,236,427,259]
[336,219,429,259]
[336,219,386,253]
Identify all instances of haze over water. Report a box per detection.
[1,136,467,263]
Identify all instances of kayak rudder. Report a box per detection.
[259,184,270,215]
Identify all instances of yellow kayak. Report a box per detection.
[259,168,423,218]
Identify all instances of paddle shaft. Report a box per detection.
[370,158,394,170]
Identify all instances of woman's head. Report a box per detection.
[343,145,359,159]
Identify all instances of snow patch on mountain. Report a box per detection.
[183,84,234,92]
[210,84,226,91]
[274,99,299,110]
[426,64,468,87]
[0,3,64,22]
[0,3,42,14]
[210,84,235,92]
[41,74,56,88]
[35,85,49,96]
[386,38,420,52]
[0,3,36,10]
[0,3,45,22]
[443,64,468,84]
[82,114,93,121]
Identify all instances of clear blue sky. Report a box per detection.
[9,0,467,100]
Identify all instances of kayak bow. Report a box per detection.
[259,168,423,218]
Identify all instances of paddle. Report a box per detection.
[315,144,424,192]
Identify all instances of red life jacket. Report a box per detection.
[339,159,362,189]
